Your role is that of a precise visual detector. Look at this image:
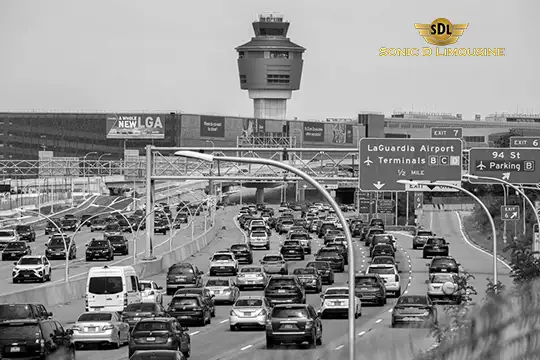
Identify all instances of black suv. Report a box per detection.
[306,261,335,285]
[166,294,212,326]
[0,304,53,321]
[15,225,36,242]
[229,243,253,264]
[0,319,75,359]
[264,275,306,305]
[280,240,305,261]
[121,302,169,330]
[423,237,450,258]
[354,274,387,306]
[266,304,323,349]
[427,256,460,274]
[2,241,32,261]
[61,219,78,232]
[85,238,114,261]
[128,317,191,358]
[315,247,345,272]
[46,234,76,260]
[108,235,129,255]
[371,244,395,258]
[44,219,61,235]
[369,218,385,229]
[166,263,204,295]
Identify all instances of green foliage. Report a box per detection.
[493,128,524,148]
[504,238,540,285]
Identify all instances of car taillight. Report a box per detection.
[305,320,314,329]
[395,275,399,282]
[71,325,81,331]
[265,319,272,328]
[102,325,114,331]
[238,273,246,277]
[124,293,128,306]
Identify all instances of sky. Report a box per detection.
[0,0,538,120]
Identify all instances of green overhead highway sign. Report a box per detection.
[501,205,520,221]
[358,138,463,191]
[468,148,540,184]
[430,127,463,139]
[510,136,540,148]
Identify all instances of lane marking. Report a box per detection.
[189,330,200,336]
[220,319,229,323]
[375,319,382,323]
[358,331,367,336]
[335,345,344,350]
[388,309,392,313]
[240,345,253,351]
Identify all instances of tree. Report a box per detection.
[493,128,524,148]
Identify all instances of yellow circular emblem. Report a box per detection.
[430,18,453,43]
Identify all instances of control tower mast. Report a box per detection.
[235,13,306,119]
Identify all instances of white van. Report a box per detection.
[85,265,142,312]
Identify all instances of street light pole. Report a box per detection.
[175,150,356,360]
[97,153,111,177]
[398,179,500,292]
[82,152,97,197]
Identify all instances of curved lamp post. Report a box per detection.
[97,153,111,177]
[82,152,97,196]
[134,205,174,257]
[398,179,500,292]
[175,150,356,360]
[170,199,209,242]
[17,208,66,281]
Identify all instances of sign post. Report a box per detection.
[501,205,520,221]
[358,139,463,191]
[510,136,540,148]
[430,127,463,139]
[468,148,540,184]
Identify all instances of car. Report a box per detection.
[260,253,288,275]
[208,252,238,276]
[248,230,270,250]
[317,222,336,239]
[129,350,187,360]
[324,243,348,265]
[309,219,321,233]
[371,255,401,273]
[265,304,323,349]
[204,278,240,304]
[236,265,268,290]
[61,218,78,232]
[352,223,364,237]
[85,238,115,261]
[229,295,271,331]
[426,272,462,304]
[280,240,305,261]
[81,214,92,227]
[45,233,77,260]
[90,218,107,232]
[140,280,166,304]
[118,219,134,233]
[413,228,435,249]
[264,275,306,305]
[108,234,129,255]
[166,294,212,326]
[354,273,387,306]
[44,219,62,235]
[15,225,35,242]
[175,212,189,224]
[278,219,294,235]
[166,263,204,295]
[278,202,289,212]
[370,234,396,254]
[371,243,395,258]
[0,228,19,249]
[423,237,450,258]
[293,267,322,293]
[128,317,191,358]
[173,288,216,317]
[104,223,122,239]
[248,205,257,214]
[391,294,437,328]
[71,310,130,348]
[427,256,460,274]
[366,264,401,297]
[2,241,32,261]
[0,303,53,321]
[287,231,312,254]
[12,255,52,283]
[306,261,335,285]
[121,302,169,330]
[154,219,169,234]
[365,227,385,246]
[319,286,362,318]
[0,318,76,359]
[229,243,253,264]
[369,218,385,229]
[323,229,342,245]
[315,247,345,273]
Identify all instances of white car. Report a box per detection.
[426,272,462,304]
[12,255,52,283]
[139,280,165,304]
[366,264,401,297]
[229,295,272,331]
[249,219,266,231]
[209,252,238,276]
[0,228,19,250]
[249,230,270,249]
[319,286,362,318]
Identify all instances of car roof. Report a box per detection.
[20,255,42,259]
[138,317,174,323]
[273,304,307,309]
[236,295,264,300]
[372,255,395,260]
[263,253,282,257]
[431,256,455,260]
[368,263,395,267]
[212,252,234,256]
[325,286,348,291]
[269,275,295,280]
[172,293,202,298]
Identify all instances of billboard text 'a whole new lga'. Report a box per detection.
[106,114,165,139]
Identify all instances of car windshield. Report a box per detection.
[372,257,394,265]
[0,231,15,237]
[251,232,266,238]
[317,250,339,257]
[62,220,76,225]
[125,303,156,312]
[290,233,308,240]
[355,277,378,286]
[417,231,433,237]
[327,230,341,235]
[432,259,456,267]
[169,265,193,274]
[212,254,233,261]
[170,297,199,307]
[0,304,33,319]
[92,219,105,225]
[108,236,124,243]
[15,226,31,232]
[368,267,395,274]
[235,298,262,307]
[272,307,308,318]
[284,241,300,246]
[130,353,177,360]
[49,237,70,246]
[18,257,42,265]
[139,282,153,290]
[369,230,384,236]
[397,296,428,305]
[134,322,171,332]
[230,245,248,251]
[90,240,108,247]
[105,224,120,231]
[428,238,446,245]
[431,274,455,283]
[325,288,348,296]
[240,267,262,273]
[0,324,40,339]
[374,245,393,251]
[293,268,317,275]
[263,256,282,262]
[307,262,328,270]
[77,312,113,322]
[373,235,392,242]
[282,221,293,225]
[205,279,229,287]
[5,242,25,250]
[268,279,296,288]
[88,276,123,295]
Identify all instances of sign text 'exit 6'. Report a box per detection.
[468,148,540,184]
[501,205,520,221]
[359,138,462,191]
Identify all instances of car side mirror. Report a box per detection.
[65,329,74,336]
[181,327,189,332]
[198,271,204,275]
[319,294,324,298]
[456,263,461,266]
[85,244,88,246]
[425,280,429,284]
[446,242,450,245]
[426,263,430,267]
[157,286,163,290]
[47,312,53,317]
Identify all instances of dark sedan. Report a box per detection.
[229,243,253,264]
[391,294,437,327]
[108,235,129,255]
[85,239,114,261]
[61,219,78,232]
[314,248,344,273]
[121,302,169,330]
[280,240,305,261]
[306,261,335,285]
[1,241,31,260]
[293,267,322,293]
[15,225,35,242]
[128,318,191,359]
[422,237,450,258]
[166,294,212,326]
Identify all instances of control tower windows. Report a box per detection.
[260,28,285,36]
[238,52,245,59]
[267,74,290,84]
[270,51,289,59]
[239,75,247,84]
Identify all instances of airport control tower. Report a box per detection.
[236,13,306,119]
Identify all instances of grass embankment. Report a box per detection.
[462,214,514,263]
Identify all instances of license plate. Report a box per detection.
[214,290,221,294]
[288,250,295,253]
[146,337,156,341]
[278,289,286,293]
[181,316,189,319]
[360,287,368,291]
[24,275,29,278]
[283,324,294,329]
[88,327,96,332]
[333,302,342,306]
[10,347,20,352]
[244,312,252,316]
[133,317,141,321]
[440,269,447,272]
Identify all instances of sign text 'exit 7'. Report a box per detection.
[358,138,463,191]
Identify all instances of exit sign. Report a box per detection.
[430,127,463,139]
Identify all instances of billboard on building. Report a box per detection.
[303,122,325,142]
[200,116,225,138]
[106,114,165,139]
[242,118,266,137]
[331,124,353,144]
